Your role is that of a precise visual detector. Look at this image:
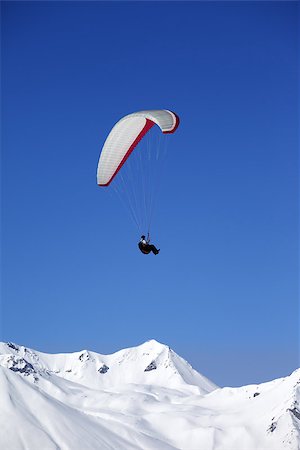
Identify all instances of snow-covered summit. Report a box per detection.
[0,340,299,450]
[0,339,217,394]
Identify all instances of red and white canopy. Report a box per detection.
[97,110,179,186]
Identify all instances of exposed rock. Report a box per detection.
[8,357,35,376]
[98,364,109,374]
[268,421,277,433]
[144,360,157,372]
[288,407,300,420]
[7,343,19,352]
[79,352,90,362]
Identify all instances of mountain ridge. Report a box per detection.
[0,339,217,394]
[0,340,299,450]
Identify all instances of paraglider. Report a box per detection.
[97,110,179,254]
[138,235,160,255]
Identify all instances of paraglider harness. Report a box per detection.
[138,233,152,254]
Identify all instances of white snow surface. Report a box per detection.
[0,339,299,450]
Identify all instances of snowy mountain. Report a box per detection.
[0,340,299,450]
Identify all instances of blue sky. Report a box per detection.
[1,1,298,387]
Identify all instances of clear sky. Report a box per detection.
[1,1,299,387]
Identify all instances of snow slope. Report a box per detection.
[0,340,299,450]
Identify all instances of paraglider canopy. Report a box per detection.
[97,110,179,186]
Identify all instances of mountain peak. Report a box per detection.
[126,338,170,355]
[0,341,299,450]
[0,340,216,394]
